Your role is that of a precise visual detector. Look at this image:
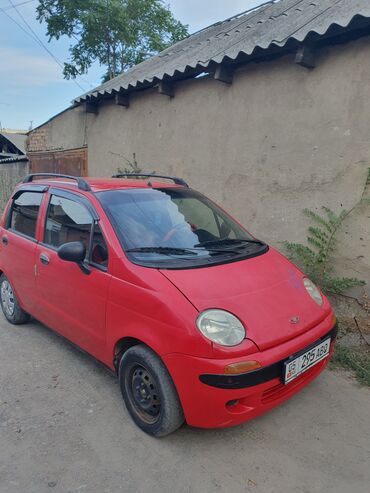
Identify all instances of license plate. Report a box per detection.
[284,338,331,384]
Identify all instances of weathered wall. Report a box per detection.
[27,106,88,153]
[0,161,28,212]
[27,106,89,177]
[27,36,370,292]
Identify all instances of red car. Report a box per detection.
[0,173,337,437]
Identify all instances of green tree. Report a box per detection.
[37,0,188,81]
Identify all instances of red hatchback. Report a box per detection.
[0,173,337,436]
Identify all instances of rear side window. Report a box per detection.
[9,191,43,239]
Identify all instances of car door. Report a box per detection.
[34,189,111,362]
[0,186,46,315]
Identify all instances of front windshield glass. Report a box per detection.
[97,188,268,269]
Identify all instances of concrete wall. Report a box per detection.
[27,36,370,292]
[0,161,28,212]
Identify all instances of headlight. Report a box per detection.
[196,309,245,346]
[303,278,323,306]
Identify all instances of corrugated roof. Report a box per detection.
[75,0,370,104]
[0,155,28,164]
[0,131,27,154]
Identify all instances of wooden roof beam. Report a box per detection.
[214,65,234,85]
[295,45,316,69]
[85,101,98,114]
[158,81,175,98]
[115,93,130,107]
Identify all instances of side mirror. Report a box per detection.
[58,241,86,263]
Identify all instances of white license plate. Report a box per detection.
[284,338,331,384]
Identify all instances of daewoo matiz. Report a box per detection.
[0,173,337,436]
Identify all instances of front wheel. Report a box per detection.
[0,274,30,325]
[118,345,184,437]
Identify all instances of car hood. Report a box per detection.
[160,248,330,351]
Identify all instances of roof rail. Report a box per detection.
[112,173,189,188]
[22,173,91,191]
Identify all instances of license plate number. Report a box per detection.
[284,338,331,384]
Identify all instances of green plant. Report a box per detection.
[285,207,365,294]
[115,152,155,178]
[37,0,188,81]
[330,344,370,386]
[117,152,142,175]
[285,167,370,295]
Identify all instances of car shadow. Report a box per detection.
[7,316,323,443]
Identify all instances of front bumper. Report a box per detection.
[163,314,337,429]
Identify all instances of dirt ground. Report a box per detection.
[1,315,369,493]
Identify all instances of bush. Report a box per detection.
[285,207,365,294]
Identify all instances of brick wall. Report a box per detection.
[26,124,49,152]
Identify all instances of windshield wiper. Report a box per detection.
[126,246,241,257]
[126,246,199,256]
[195,238,265,248]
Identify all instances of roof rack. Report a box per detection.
[112,173,189,188]
[22,173,91,192]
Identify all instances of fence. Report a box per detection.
[0,160,28,212]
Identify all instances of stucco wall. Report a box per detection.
[27,36,370,292]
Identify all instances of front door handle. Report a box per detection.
[2,235,8,245]
[39,253,50,265]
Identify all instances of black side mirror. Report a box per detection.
[58,241,86,263]
[57,242,90,274]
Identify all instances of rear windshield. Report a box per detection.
[97,188,268,269]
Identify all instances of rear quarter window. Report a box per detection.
[8,191,43,239]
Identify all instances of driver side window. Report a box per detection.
[44,195,108,269]
[44,195,92,250]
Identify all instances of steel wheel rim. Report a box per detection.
[127,364,161,424]
[1,280,15,317]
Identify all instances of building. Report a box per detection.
[0,129,27,162]
[27,0,370,292]
[0,130,28,210]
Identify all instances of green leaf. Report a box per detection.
[37,0,189,80]
[303,209,332,231]
[285,206,366,295]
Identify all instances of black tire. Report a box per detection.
[0,274,30,325]
[118,345,184,437]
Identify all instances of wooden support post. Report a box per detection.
[115,93,130,107]
[158,81,174,98]
[295,46,315,69]
[85,101,98,114]
[214,65,234,85]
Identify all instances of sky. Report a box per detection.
[0,0,261,130]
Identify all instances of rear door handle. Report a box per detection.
[39,253,50,265]
[2,236,8,245]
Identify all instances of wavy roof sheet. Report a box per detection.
[75,0,370,103]
[0,131,27,154]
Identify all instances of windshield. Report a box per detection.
[97,188,268,269]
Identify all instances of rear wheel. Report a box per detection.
[118,345,184,437]
[0,274,30,325]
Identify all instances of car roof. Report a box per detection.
[22,177,185,193]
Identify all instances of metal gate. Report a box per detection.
[28,147,88,176]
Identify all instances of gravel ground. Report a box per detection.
[1,315,369,493]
